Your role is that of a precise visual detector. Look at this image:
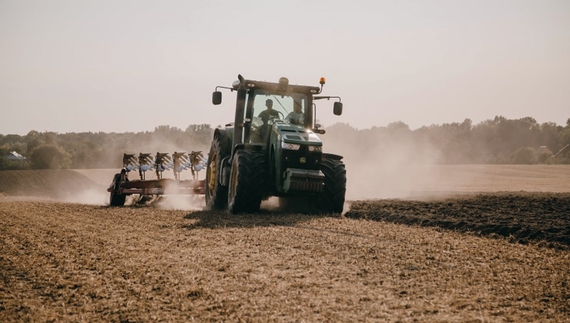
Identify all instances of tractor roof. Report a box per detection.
[232,76,321,96]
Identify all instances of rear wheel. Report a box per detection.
[228,150,266,214]
[205,135,231,210]
[109,173,126,206]
[314,159,346,213]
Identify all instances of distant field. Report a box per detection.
[346,164,570,199]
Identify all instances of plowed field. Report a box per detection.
[1,166,569,322]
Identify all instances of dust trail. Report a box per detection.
[320,123,452,200]
[152,195,205,211]
[58,187,109,205]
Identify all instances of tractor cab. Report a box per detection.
[213,76,342,145]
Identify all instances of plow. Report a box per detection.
[107,151,207,206]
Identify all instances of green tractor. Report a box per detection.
[206,75,346,214]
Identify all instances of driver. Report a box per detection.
[258,99,280,124]
[285,101,304,125]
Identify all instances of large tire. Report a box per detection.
[228,150,266,214]
[314,158,346,213]
[109,173,126,206]
[205,135,231,210]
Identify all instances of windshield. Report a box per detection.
[253,93,308,125]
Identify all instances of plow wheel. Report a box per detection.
[205,135,230,210]
[109,173,126,206]
[109,192,126,206]
[314,158,346,213]
[228,150,266,214]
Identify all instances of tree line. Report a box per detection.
[0,124,214,170]
[322,116,570,165]
[1,117,569,170]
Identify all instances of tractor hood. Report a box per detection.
[273,121,322,146]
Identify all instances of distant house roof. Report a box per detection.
[5,151,26,160]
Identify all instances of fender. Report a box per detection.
[322,153,344,161]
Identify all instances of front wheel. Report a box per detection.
[314,159,346,213]
[205,135,231,210]
[228,150,266,214]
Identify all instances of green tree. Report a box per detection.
[29,145,72,169]
[510,147,535,164]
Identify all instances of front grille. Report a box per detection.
[283,168,325,192]
[281,146,321,170]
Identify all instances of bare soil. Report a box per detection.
[1,166,569,322]
[346,192,570,250]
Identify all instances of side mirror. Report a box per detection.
[212,91,222,105]
[333,102,343,116]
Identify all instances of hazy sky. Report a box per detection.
[1,0,569,135]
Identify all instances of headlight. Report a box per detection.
[281,142,301,150]
[308,145,322,152]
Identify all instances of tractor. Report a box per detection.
[206,75,346,214]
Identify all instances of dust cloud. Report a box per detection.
[58,187,109,205]
[151,195,205,211]
[319,122,570,200]
[320,123,459,200]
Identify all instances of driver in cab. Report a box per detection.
[258,99,280,124]
[286,101,304,125]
